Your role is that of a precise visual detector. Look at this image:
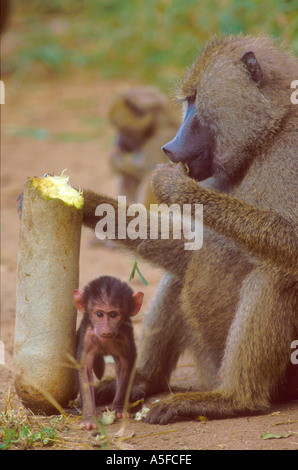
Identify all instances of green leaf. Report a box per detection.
[261,432,292,440]
[129,260,137,281]
[129,260,148,286]
[135,264,148,286]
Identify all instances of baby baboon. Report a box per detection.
[109,86,179,208]
[74,276,143,430]
[82,35,298,424]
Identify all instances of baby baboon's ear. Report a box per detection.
[73,289,85,314]
[130,292,144,317]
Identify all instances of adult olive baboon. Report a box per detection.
[82,35,298,424]
[109,86,179,208]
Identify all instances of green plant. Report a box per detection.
[0,410,57,449]
[10,0,297,89]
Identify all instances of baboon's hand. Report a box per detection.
[144,395,182,424]
[145,392,207,424]
[151,163,189,204]
[145,391,234,424]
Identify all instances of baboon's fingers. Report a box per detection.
[144,392,256,425]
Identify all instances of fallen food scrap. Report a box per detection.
[101,409,116,425]
[134,406,150,421]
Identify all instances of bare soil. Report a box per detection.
[1,69,297,450]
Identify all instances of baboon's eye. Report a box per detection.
[124,98,146,118]
[109,311,119,319]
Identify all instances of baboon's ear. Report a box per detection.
[130,292,144,317]
[240,51,263,86]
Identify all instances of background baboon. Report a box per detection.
[83,35,298,424]
[109,86,180,208]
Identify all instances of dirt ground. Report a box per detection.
[1,64,298,450]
